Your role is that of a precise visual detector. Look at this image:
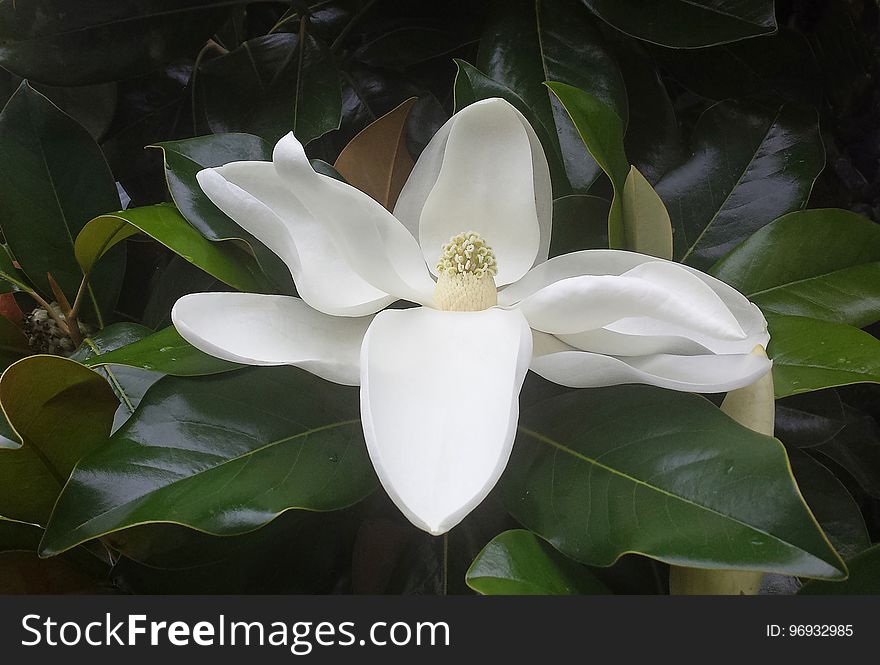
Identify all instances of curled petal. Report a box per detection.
[360,306,533,535]
[394,98,551,286]
[503,250,768,355]
[272,134,437,307]
[197,163,393,317]
[531,332,771,393]
[172,292,372,385]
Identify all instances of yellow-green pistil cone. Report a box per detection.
[434,231,498,311]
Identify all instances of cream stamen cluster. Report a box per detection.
[434,231,498,312]
[436,231,497,279]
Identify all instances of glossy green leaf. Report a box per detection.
[547,82,628,248]
[40,367,377,556]
[0,82,123,324]
[355,26,476,69]
[775,390,846,449]
[200,32,342,144]
[581,0,776,48]
[152,133,294,293]
[74,204,271,294]
[503,386,845,579]
[767,315,880,398]
[550,195,610,256]
[711,209,880,327]
[81,325,242,376]
[788,449,870,560]
[799,545,880,595]
[141,256,224,330]
[0,69,117,141]
[814,403,880,499]
[656,101,824,270]
[616,42,683,184]
[0,0,235,85]
[70,323,165,431]
[0,356,117,525]
[153,134,273,241]
[622,165,673,259]
[466,529,610,595]
[652,29,820,105]
[474,0,627,192]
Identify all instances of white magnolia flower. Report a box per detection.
[171,98,771,535]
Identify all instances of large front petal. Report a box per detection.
[360,306,532,535]
[172,292,372,385]
[530,332,770,393]
[394,98,552,286]
[197,163,394,317]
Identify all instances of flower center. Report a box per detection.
[434,231,498,311]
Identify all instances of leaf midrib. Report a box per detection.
[680,105,783,263]
[518,425,832,564]
[747,262,880,298]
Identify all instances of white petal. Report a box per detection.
[518,270,745,339]
[360,306,533,535]
[503,249,768,354]
[171,292,372,385]
[272,134,437,306]
[530,332,771,393]
[197,164,393,317]
[394,98,550,286]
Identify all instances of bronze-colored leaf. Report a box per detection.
[334,97,418,210]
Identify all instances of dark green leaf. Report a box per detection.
[616,42,683,184]
[547,82,628,248]
[70,323,165,431]
[40,367,377,556]
[788,449,869,560]
[503,386,844,579]
[0,0,235,85]
[474,0,627,192]
[81,325,242,376]
[581,0,776,48]
[711,209,880,328]
[0,69,116,141]
[799,545,880,595]
[775,390,846,449]
[141,256,225,330]
[814,403,880,499]
[152,133,294,293]
[0,356,117,525]
[550,195,610,256]
[355,27,476,69]
[74,204,272,293]
[466,529,610,595]
[652,29,820,105]
[154,134,273,241]
[766,315,880,398]
[656,101,824,270]
[200,32,342,144]
[0,82,123,325]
